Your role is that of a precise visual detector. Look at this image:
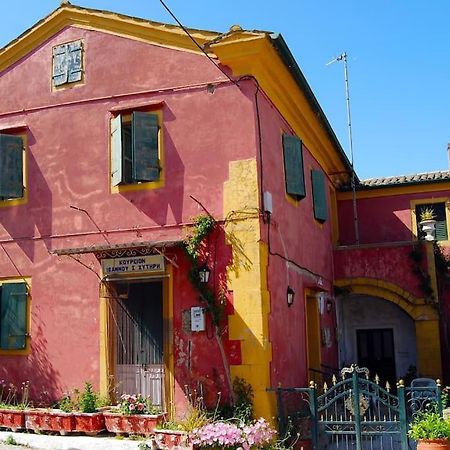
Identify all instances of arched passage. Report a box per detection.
[335,278,441,380]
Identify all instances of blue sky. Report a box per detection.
[1,1,449,180]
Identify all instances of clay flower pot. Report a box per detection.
[0,408,25,431]
[154,429,192,449]
[73,411,105,435]
[417,439,449,450]
[103,411,165,435]
[25,409,74,435]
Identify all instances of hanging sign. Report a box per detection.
[102,254,165,277]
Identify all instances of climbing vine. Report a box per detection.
[182,214,224,326]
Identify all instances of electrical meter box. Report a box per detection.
[191,306,205,332]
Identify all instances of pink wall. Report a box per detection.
[338,190,450,245]
[254,92,338,387]
[0,27,258,404]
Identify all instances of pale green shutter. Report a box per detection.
[283,134,305,199]
[311,169,327,222]
[111,115,123,186]
[132,112,160,182]
[0,283,27,350]
[0,134,23,199]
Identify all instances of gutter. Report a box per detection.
[269,33,357,181]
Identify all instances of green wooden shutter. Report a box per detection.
[0,134,23,199]
[311,169,328,222]
[283,134,305,199]
[111,115,123,186]
[132,112,160,182]
[0,283,28,350]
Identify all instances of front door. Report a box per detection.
[357,328,396,385]
[114,280,164,407]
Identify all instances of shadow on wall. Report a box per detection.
[0,135,53,262]
[0,315,61,406]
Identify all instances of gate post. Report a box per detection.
[397,380,409,450]
[309,381,319,450]
[351,369,362,450]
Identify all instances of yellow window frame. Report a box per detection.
[0,130,28,208]
[110,109,164,193]
[0,277,31,356]
[410,197,450,243]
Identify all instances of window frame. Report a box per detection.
[110,109,164,193]
[51,39,84,90]
[0,128,28,207]
[0,278,31,356]
[410,197,450,243]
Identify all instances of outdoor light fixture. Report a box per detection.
[287,286,295,307]
[198,265,211,284]
[326,298,333,313]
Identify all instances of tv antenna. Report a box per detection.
[327,52,359,244]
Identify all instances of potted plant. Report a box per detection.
[419,207,437,241]
[408,410,450,449]
[103,394,165,435]
[72,382,105,435]
[0,381,30,432]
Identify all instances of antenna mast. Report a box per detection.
[327,52,359,244]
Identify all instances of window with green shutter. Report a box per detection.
[0,133,24,200]
[111,111,161,187]
[311,169,328,222]
[416,202,448,241]
[283,134,305,200]
[0,282,28,351]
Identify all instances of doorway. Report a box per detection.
[357,328,396,384]
[306,295,322,383]
[113,280,165,407]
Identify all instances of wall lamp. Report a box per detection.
[287,286,295,307]
[198,265,211,284]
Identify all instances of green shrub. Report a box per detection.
[408,410,450,440]
[79,382,97,413]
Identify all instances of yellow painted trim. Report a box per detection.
[338,182,450,201]
[164,264,175,417]
[224,158,275,421]
[0,132,28,208]
[424,242,439,305]
[0,5,234,73]
[213,37,350,179]
[99,282,109,397]
[304,291,321,381]
[0,277,31,356]
[51,39,85,92]
[110,109,165,193]
[410,197,450,243]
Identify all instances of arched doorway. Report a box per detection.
[338,294,417,384]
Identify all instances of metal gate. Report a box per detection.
[272,365,442,450]
[114,282,165,408]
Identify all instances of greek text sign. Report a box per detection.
[102,255,165,276]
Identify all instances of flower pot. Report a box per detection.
[0,408,25,431]
[103,411,165,435]
[294,439,312,450]
[417,439,449,450]
[420,219,437,241]
[25,409,74,435]
[154,429,193,450]
[73,412,105,435]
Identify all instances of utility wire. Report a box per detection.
[158,0,237,85]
